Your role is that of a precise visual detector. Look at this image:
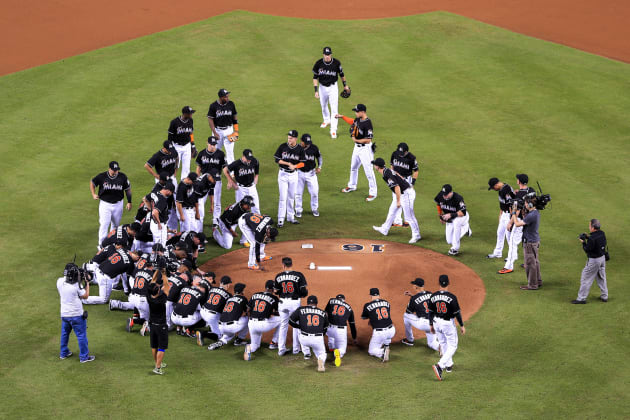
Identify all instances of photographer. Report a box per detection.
[57,263,95,363]
[510,197,542,290]
[148,268,171,375]
[572,219,608,304]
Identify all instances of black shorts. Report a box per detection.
[150,323,169,350]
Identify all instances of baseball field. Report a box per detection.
[1,9,629,419]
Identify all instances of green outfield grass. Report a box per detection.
[1,10,629,419]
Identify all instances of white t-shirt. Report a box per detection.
[57,277,85,317]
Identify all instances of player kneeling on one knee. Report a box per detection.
[289,296,329,372]
[324,294,357,366]
[401,278,439,351]
[244,280,281,361]
[208,283,249,350]
[361,288,395,362]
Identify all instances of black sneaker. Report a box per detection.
[599,296,608,302]
[571,300,587,304]
[233,338,247,346]
[401,338,414,346]
[432,364,443,381]
[445,365,453,373]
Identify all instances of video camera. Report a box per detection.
[150,245,181,275]
[533,181,551,210]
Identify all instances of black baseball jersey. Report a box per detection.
[131,252,151,277]
[166,231,198,253]
[173,286,204,317]
[134,213,153,242]
[514,186,536,201]
[406,291,432,318]
[151,180,176,210]
[166,274,187,303]
[429,290,461,320]
[350,117,373,140]
[434,191,467,222]
[207,101,238,128]
[196,148,226,179]
[382,168,410,193]
[300,144,322,172]
[220,201,247,227]
[194,173,215,198]
[361,299,393,329]
[168,116,194,146]
[274,143,306,172]
[91,171,130,204]
[220,294,248,322]
[289,306,329,334]
[176,180,197,208]
[312,58,344,86]
[274,270,308,299]
[148,192,169,223]
[227,158,259,186]
[101,225,133,249]
[325,298,356,328]
[248,292,280,320]
[390,151,418,178]
[93,247,135,278]
[498,183,516,212]
[243,213,274,244]
[203,287,232,312]
[130,267,155,296]
[146,148,178,177]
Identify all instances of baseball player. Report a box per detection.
[429,275,466,381]
[213,196,253,249]
[295,133,322,218]
[195,136,227,226]
[434,184,472,256]
[324,294,357,367]
[198,276,232,344]
[371,158,421,243]
[110,257,155,335]
[274,130,306,227]
[192,172,215,233]
[90,161,132,247]
[226,149,260,214]
[500,174,536,274]
[175,172,199,233]
[207,89,239,164]
[83,243,139,304]
[244,280,281,361]
[312,46,350,139]
[390,143,419,227]
[337,104,378,201]
[208,283,249,350]
[238,212,278,270]
[166,269,190,330]
[145,142,179,231]
[101,222,140,250]
[171,282,207,333]
[274,257,308,356]
[487,177,516,260]
[289,295,329,372]
[131,207,154,254]
[144,183,174,247]
[401,278,440,351]
[168,106,196,180]
[361,288,395,362]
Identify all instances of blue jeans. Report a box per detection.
[60,316,89,361]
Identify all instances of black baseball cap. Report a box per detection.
[397,143,409,153]
[130,222,141,232]
[109,161,120,171]
[208,136,218,145]
[352,104,367,112]
[187,172,198,182]
[307,295,318,304]
[411,278,425,287]
[336,294,345,300]
[442,184,453,194]
[203,271,215,279]
[488,177,500,190]
[243,149,254,159]
[158,172,170,182]
[181,259,194,270]
[218,89,230,97]
[323,46,332,55]
[287,130,298,138]
[195,232,207,244]
[234,283,246,294]
[516,173,529,184]
[268,227,279,242]
[369,287,380,296]
[220,276,232,285]
[371,158,386,168]
[265,280,275,290]
[164,183,175,193]
[301,133,312,143]
[439,274,450,287]
[182,106,196,114]
[162,140,173,150]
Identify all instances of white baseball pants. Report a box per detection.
[216,126,235,164]
[277,170,298,224]
[347,144,377,196]
[504,224,523,270]
[150,220,167,247]
[154,177,179,231]
[235,183,260,215]
[197,193,208,232]
[218,316,249,344]
[278,298,301,354]
[83,269,117,304]
[98,200,123,246]
[173,143,192,181]
[445,213,470,251]
[295,170,319,214]
[491,211,511,257]
[171,311,201,328]
[368,325,396,358]
[213,219,236,249]
[200,308,221,335]
[393,175,414,225]
[403,313,439,351]
[326,325,348,357]
[248,316,281,353]
[378,189,420,238]
[179,207,197,233]
[300,333,327,362]
[129,294,150,320]
[238,217,267,266]
[434,317,458,369]
[212,180,222,225]
[318,82,339,135]
[131,239,153,254]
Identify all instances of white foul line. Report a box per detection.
[317,266,353,271]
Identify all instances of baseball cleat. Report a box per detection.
[243,242,250,248]
[448,249,459,256]
[198,246,206,253]
[196,331,204,346]
[320,122,329,128]
[207,341,224,351]
[467,228,472,237]
[498,268,513,274]
[446,365,453,373]
[401,338,414,346]
[295,211,302,218]
[334,349,341,367]
[248,264,261,271]
[278,348,289,356]
[304,353,311,360]
[261,256,273,262]
[244,344,252,361]
[433,364,443,381]
[277,221,284,228]
[599,296,608,302]
[402,222,410,227]
[80,356,96,363]
[365,195,376,202]
[126,318,134,333]
[382,345,390,362]
[341,187,356,193]
[59,352,73,360]
[140,321,149,336]
[289,220,300,225]
[392,223,403,227]
[408,235,421,244]
[269,341,278,350]
[312,210,320,217]
[331,132,337,139]
[373,226,388,236]
[152,367,163,375]
[571,299,587,304]
[486,254,502,259]
[317,358,326,372]
[233,338,247,346]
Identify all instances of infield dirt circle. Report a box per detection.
[200,238,485,346]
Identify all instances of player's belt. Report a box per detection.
[183,206,195,209]
[175,313,194,319]
[215,126,230,130]
[301,332,323,337]
[250,317,268,321]
[355,142,371,147]
[237,183,253,188]
[279,168,296,173]
[375,325,393,331]
[329,324,346,329]
[280,297,299,301]
[173,141,190,146]
[434,317,453,321]
[220,321,236,325]
[202,308,217,314]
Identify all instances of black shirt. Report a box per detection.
[227,158,259,186]
[248,292,280,320]
[94,247,135,278]
[274,270,308,299]
[194,173,215,198]
[300,144,322,172]
[131,268,154,296]
[134,213,153,242]
[101,225,133,249]
[350,117,373,141]
[176,180,197,208]
[91,171,130,204]
[382,168,410,193]
[174,286,204,317]
[325,298,357,339]
[167,275,187,303]
[361,299,393,329]
[312,58,344,86]
[146,148,178,177]
[274,143,306,172]
[390,151,418,178]
[196,148,226,179]
[498,183,516,212]
[148,192,169,223]
[434,191,467,222]
[168,116,194,146]
[514,186,537,203]
[220,295,248,322]
[220,202,247,227]
[243,213,274,244]
[151,180,176,210]
[207,101,238,128]
[148,291,168,324]
[583,230,607,258]
[405,291,432,318]
[289,306,329,334]
[429,290,462,322]
[203,287,232,312]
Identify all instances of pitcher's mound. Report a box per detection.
[199,238,485,345]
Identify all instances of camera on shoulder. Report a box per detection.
[579,233,589,241]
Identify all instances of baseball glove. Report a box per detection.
[340,87,351,98]
[227,132,239,142]
[191,144,198,158]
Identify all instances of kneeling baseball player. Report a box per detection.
[213,196,253,249]
[402,278,439,351]
[289,295,329,372]
[324,294,357,367]
[244,280,281,361]
[208,283,249,350]
[361,288,395,362]
[198,276,233,345]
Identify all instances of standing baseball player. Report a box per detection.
[192,172,215,233]
[401,278,440,351]
[312,46,350,139]
[289,295,329,372]
[361,288,395,362]
[198,276,232,344]
[244,280,281,361]
[500,174,536,274]
[145,183,174,247]
[337,104,377,201]
[175,172,199,233]
[274,130,306,227]
[324,294,357,367]
[168,106,196,181]
[208,283,249,350]
[274,257,308,356]
[238,212,278,270]
[145,142,179,231]
[487,177,516,260]
[371,158,421,243]
[90,161,132,247]
[390,143,419,227]
[429,274,466,381]
[434,184,472,256]
[195,136,227,225]
[213,196,253,249]
[207,89,239,164]
[295,133,322,218]
[226,149,260,214]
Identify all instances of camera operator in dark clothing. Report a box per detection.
[148,268,171,375]
[510,197,542,290]
[572,219,608,304]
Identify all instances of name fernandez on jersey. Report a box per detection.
[250,292,275,304]
[430,294,454,304]
[298,307,325,316]
[365,300,390,312]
